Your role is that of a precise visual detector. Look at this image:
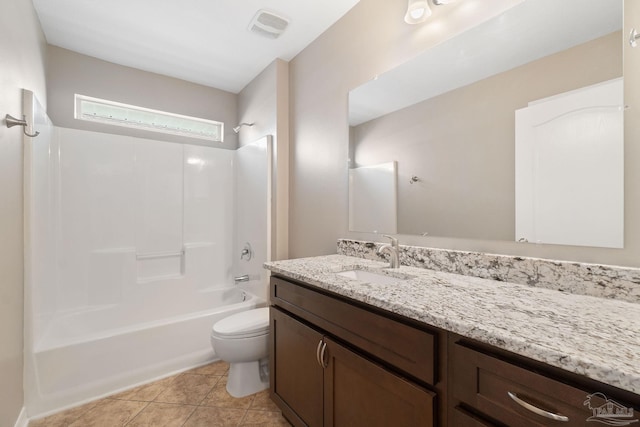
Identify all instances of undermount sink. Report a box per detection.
[336,269,411,285]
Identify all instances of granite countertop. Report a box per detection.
[264,254,640,395]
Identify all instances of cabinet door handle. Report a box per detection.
[315,340,328,368]
[316,340,324,367]
[319,341,328,368]
[507,391,569,422]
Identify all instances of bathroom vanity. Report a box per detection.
[265,254,640,427]
[270,275,441,426]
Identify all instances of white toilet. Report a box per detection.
[210,307,270,397]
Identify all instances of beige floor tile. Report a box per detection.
[126,402,196,427]
[188,361,229,376]
[182,406,246,427]
[29,400,101,427]
[201,383,255,409]
[27,365,279,427]
[240,410,291,426]
[249,390,279,412]
[110,376,176,402]
[154,373,220,405]
[67,399,147,427]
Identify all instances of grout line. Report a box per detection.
[122,400,151,427]
[179,404,197,427]
[237,407,251,427]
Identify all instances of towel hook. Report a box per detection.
[5,114,40,137]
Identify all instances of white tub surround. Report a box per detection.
[23,99,273,418]
[338,239,640,304]
[264,254,640,395]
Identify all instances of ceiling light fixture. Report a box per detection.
[404,0,432,24]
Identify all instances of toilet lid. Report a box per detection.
[212,307,270,338]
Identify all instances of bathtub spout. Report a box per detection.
[234,274,250,283]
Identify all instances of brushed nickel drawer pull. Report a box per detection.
[507,391,569,422]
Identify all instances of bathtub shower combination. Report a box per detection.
[23,91,272,417]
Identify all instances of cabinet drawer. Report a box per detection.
[452,342,640,427]
[271,276,436,385]
[451,407,497,427]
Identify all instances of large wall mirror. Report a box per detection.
[348,0,623,248]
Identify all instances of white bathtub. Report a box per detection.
[27,287,265,417]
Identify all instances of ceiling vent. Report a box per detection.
[248,9,289,39]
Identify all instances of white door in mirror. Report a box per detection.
[515,78,624,249]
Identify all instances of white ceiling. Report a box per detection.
[32,0,360,93]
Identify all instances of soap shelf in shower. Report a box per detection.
[136,249,185,260]
[136,248,185,283]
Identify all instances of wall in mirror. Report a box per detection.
[348,0,623,248]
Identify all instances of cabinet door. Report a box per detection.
[323,336,435,427]
[270,307,324,427]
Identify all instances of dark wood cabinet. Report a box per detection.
[450,337,640,427]
[270,307,324,427]
[270,274,640,427]
[270,276,436,385]
[323,336,435,427]
[451,406,498,427]
[270,275,440,427]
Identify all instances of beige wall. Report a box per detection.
[0,0,48,425]
[238,61,278,148]
[238,60,290,260]
[289,0,640,267]
[47,46,239,149]
[352,32,621,240]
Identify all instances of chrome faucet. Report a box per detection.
[377,235,400,268]
[234,274,250,283]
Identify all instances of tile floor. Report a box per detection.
[29,361,291,427]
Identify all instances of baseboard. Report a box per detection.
[13,407,29,427]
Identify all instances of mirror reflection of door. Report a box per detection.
[515,78,623,248]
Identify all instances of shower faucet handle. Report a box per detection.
[240,242,253,261]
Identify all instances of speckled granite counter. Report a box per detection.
[264,254,640,395]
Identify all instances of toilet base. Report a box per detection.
[226,359,269,398]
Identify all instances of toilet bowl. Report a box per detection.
[210,307,270,397]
